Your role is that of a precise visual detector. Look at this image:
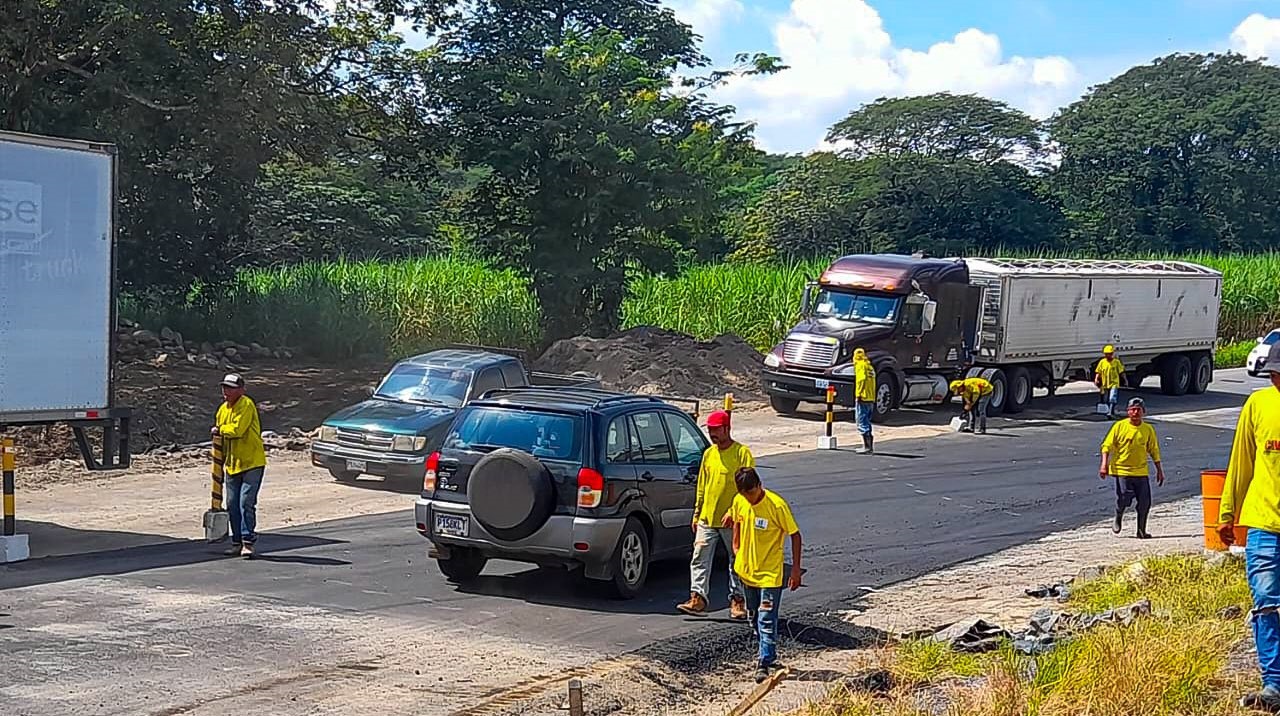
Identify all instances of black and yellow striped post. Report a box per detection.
[2,436,15,537]
[817,385,838,450]
[724,393,734,422]
[202,434,230,542]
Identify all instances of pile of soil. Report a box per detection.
[532,327,765,404]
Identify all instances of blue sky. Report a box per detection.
[663,0,1280,152]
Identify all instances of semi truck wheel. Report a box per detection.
[871,370,899,423]
[1160,354,1193,396]
[1005,367,1032,414]
[769,396,800,415]
[1189,353,1213,395]
[980,368,1008,415]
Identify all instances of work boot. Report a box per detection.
[1241,685,1280,712]
[1112,511,1123,535]
[676,592,708,616]
[224,542,243,556]
[1137,531,1153,540]
[865,435,874,454]
[754,665,769,684]
[729,596,748,620]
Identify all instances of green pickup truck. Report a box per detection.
[311,347,596,483]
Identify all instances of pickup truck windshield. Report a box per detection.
[444,407,583,461]
[814,290,899,324]
[375,364,472,407]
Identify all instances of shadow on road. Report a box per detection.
[0,527,347,590]
[329,474,425,496]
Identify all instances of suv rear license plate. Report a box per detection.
[435,513,469,538]
[346,459,367,473]
[814,378,831,389]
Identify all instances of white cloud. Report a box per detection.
[665,0,745,43]
[1230,13,1280,61]
[717,0,1086,152]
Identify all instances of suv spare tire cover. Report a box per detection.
[468,448,557,542]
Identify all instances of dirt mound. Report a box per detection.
[533,327,765,404]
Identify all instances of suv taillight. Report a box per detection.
[423,451,440,493]
[577,467,604,509]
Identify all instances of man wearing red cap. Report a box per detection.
[677,409,754,619]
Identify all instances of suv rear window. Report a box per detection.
[444,406,583,461]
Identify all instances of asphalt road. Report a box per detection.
[0,369,1267,714]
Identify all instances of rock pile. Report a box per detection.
[116,319,295,370]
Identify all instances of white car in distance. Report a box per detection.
[1246,329,1280,377]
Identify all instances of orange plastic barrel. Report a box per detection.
[1202,469,1249,551]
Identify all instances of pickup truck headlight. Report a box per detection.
[832,363,855,377]
[764,353,782,368]
[318,426,338,443]
[393,435,427,452]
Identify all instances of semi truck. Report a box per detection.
[0,130,131,469]
[761,254,1222,421]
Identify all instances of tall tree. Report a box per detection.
[827,93,1045,167]
[0,0,448,291]
[426,0,779,342]
[1051,53,1280,254]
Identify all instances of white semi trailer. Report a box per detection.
[0,130,131,469]
[762,254,1222,419]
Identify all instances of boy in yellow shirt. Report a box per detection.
[725,466,802,683]
[1099,397,1164,539]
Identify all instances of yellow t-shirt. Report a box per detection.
[960,378,993,404]
[730,490,800,588]
[216,396,267,475]
[1101,420,1161,477]
[854,360,876,402]
[1095,357,1125,389]
[1221,387,1280,532]
[694,442,755,525]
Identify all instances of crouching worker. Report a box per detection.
[724,466,802,683]
[950,377,994,434]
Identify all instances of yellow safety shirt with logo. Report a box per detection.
[1101,420,1161,476]
[854,358,876,402]
[694,442,755,526]
[1221,387,1280,533]
[730,489,800,588]
[1095,357,1125,390]
[216,396,267,475]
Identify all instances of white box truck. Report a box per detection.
[762,254,1222,420]
[0,130,131,469]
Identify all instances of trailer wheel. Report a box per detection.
[980,368,1008,415]
[1189,353,1213,395]
[871,370,899,423]
[1005,367,1032,414]
[1160,354,1193,396]
[769,396,800,415]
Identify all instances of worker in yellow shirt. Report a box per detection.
[950,377,994,434]
[1098,397,1164,539]
[1094,345,1126,418]
[213,373,267,558]
[677,410,753,619]
[725,466,801,683]
[1218,341,1280,712]
[853,348,876,455]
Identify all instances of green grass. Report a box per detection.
[1216,340,1256,370]
[806,554,1254,716]
[122,252,1280,360]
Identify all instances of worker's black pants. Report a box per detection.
[1114,476,1152,533]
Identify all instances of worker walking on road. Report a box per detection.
[725,466,802,684]
[1095,345,1126,418]
[1218,341,1280,712]
[1099,397,1164,539]
[950,377,994,434]
[678,410,753,619]
[214,373,267,558]
[853,348,876,455]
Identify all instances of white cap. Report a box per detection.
[220,373,245,388]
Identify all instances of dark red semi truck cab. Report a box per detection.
[761,254,983,421]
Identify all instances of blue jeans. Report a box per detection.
[1102,387,1119,412]
[744,585,783,667]
[226,467,264,545]
[1248,529,1280,690]
[855,401,873,436]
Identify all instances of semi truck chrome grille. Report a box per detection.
[783,336,838,368]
